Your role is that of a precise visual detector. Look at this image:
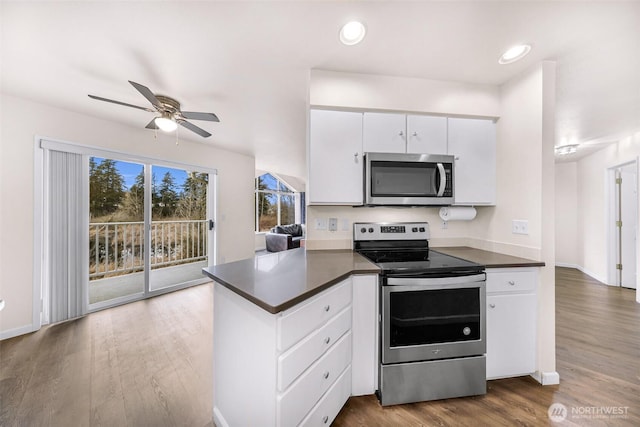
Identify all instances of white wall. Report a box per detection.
[306,65,558,382]
[0,93,256,338]
[555,162,579,266]
[310,70,500,118]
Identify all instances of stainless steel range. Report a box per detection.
[354,222,487,406]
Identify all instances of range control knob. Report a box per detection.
[412,227,418,232]
[368,227,374,233]
[419,227,426,232]
[360,227,367,233]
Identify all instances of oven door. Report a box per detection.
[381,274,486,364]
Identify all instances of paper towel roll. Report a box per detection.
[439,206,477,221]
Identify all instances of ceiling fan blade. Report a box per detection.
[88,94,154,112]
[181,111,220,122]
[145,119,159,130]
[177,119,211,138]
[128,80,164,110]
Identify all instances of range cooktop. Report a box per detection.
[353,222,484,276]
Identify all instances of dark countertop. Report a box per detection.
[203,246,543,314]
[433,246,545,268]
[202,248,380,314]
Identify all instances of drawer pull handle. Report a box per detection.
[322,415,329,424]
[508,280,515,286]
[323,371,330,379]
[324,305,331,312]
[324,336,331,345]
[489,303,496,309]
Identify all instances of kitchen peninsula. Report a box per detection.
[202,248,380,427]
[202,246,544,426]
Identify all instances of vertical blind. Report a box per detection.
[47,149,87,323]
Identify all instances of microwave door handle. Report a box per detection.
[436,163,446,197]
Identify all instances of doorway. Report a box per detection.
[608,161,638,289]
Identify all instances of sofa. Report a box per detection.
[265,223,305,252]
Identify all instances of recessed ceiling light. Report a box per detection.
[555,144,579,156]
[340,21,366,45]
[498,44,532,64]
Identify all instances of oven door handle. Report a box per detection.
[436,162,446,197]
[386,273,486,287]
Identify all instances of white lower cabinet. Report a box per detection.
[213,277,368,427]
[486,268,538,379]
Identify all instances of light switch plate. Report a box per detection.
[315,218,327,230]
[512,220,529,235]
[328,217,338,232]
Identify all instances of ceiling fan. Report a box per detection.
[88,80,219,138]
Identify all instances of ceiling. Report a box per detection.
[2,1,639,177]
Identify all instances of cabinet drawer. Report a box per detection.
[277,332,352,427]
[278,306,351,391]
[486,270,536,293]
[278,279,351,352]
[299,364,352,427]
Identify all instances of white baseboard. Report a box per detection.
[0,323,38,341]
[532,370,560,385]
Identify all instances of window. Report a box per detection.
[255,173,302,232]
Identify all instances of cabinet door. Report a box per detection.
[406,115,447,154]
[363,112,406,153]
[309,110,363,205]
[448,118,496,205]
[486,293,536,379]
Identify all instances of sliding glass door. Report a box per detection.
[149,168,211,291]
[87,156,215,310]
[88,158,146,305]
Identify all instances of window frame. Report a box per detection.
[255,173,298,232]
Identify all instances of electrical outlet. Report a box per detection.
[512,220,529,235]
[442,220,448,230]
[328,217,338,232]
[315,218,327,230]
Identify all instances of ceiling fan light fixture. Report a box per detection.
[155,115,178,132]
[340,21,366,45]
[499,44,532,64]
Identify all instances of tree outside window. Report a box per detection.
[255,173,300,232]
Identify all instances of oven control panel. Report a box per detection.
[354,222,430,241]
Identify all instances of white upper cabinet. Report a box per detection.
[308,109,364,205]
[363,112,447,154]
[406,115,447,154]
[363,112,406,153]
[448,117,496,206]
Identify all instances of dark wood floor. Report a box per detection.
[1,267,638,426]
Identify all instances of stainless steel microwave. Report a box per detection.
[364,152,454,206]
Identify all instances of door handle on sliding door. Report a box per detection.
[209,219,215,231]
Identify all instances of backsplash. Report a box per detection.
[305,205,473,250]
